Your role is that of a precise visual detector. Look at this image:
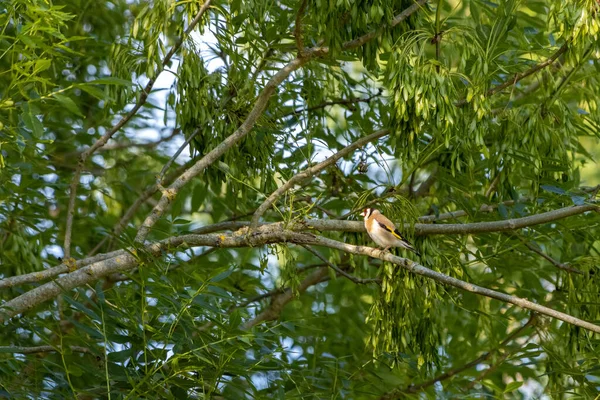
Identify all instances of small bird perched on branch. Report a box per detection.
[362,208,421,256]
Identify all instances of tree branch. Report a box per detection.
[133,2,429,242]
[133,55,316,242]
[92,129,180,153]
[63,0,213,258]
[156,128,201,184]
[340,0,428,50]
[3,229,600,334]
[0,249,126,290]
[198,261,349,332]
[87,158,196,256]
[455,41,570,107]
[250,128,390,228]
[380,315,536,399]
[3,203,595,291]
[518,236,583,274]
[465,331,538,390]
[294,0,308,55]
[241,267,330,330]
[301,244,380,285]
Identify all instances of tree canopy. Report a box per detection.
[1,0,600,398]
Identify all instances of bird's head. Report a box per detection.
[361,208,374,219]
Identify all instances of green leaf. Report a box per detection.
[79,84,108,100]
[64,296,101,321]
[481,379,503,393]
[21,103,44,137]
[88,77,135,86]
[53,94,84,116]
[540,185,565,195]
[504,381,524,393]
[571,195,586,206]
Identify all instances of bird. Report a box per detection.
[361,208,421,256]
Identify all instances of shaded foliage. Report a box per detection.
[1,0,600,398]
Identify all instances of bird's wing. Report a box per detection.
[376,220,405,241]
[376,220,421,255]
[374,213,400,235]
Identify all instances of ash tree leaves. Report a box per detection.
[2,0,600,399]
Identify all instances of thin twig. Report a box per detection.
[294,0,308,55]
[241,267,330,330]
[63,0,213,258]
[301,244,380,285]
[157,127,201,184]
[484,173,501,198]
[455,40,570,107]
[91,129,179,154]
[133,1,429,243]
[517,236,583,274]
[380,315,536,399]
[465,331,538,390]
[250,129,390,228]
[433,0,443,73]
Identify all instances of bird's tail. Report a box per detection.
[401,239,421,257]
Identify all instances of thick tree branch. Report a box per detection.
[0,249,126,290]
[250,129,390,228]
[204,204,598,236]
[63,0,213,258]
[133,1,428,242]
[134,55,316,242]
[3,229,600,334]
[2,204,595,291]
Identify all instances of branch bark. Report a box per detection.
[3,229,600,334]
[133,1,428,243]
[63,0,213,258]
[2,203,595,291]
[250,128,390,228]
[134,56,316,242]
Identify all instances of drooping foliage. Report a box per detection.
[1,0,600,398]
